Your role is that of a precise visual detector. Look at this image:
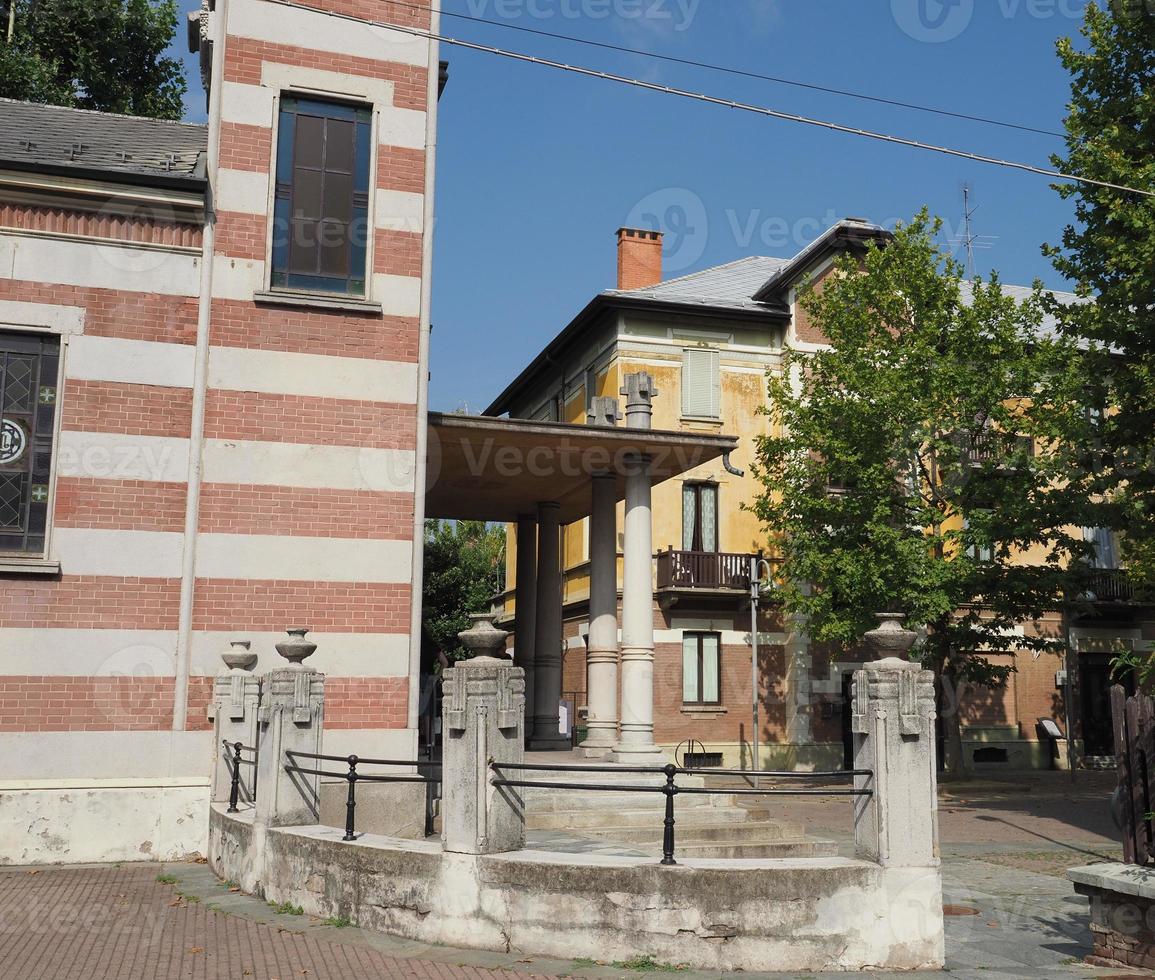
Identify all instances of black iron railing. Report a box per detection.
[223,740,258,813]
[490,761,873,866]
[283,751,441,842]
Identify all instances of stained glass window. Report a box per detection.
[271,96,372,297]
[0,333,59,555]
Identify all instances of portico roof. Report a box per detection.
[426,412,738,524]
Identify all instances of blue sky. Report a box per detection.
[175,0,1093,412]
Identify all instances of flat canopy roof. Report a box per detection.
[426,412,739,524]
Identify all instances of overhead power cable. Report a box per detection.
[375,0,1065,139]
[262,0,1154,200]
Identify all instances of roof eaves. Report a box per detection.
[751,221,891,303]
[0,156,208,193]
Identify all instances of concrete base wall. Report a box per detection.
[0,779,209,865]
[210,805,944,972]
[1070,863,1155,970]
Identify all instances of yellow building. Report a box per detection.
[486,220,1155,770]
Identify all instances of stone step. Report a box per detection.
[521,788,722,813]
[526,804,761,832]
[668,838,839,860]
[580,817,807,844]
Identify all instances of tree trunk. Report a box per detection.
[939,663,968,778]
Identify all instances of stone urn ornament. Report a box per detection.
[275,627,317,666]
[221,639,257,672]
[864,612,918,662]
[457,611,510,662]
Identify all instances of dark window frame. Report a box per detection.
[271,94,373,297]
[682,631,722,706]
[0,331,60,557]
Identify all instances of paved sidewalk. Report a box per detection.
[0,855,1144,980]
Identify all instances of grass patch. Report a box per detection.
[220,880,239,890]
[155,873,178,885]
[178,893,200,904]
[269,901,304,916]
[611,955,686,972]
[321,915,352,928]
[571,958,597,969]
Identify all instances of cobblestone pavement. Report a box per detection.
[0,773,1144,980]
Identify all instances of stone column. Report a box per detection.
[529,501,568,749]
[581,473,620,755]
[852,615,939,867]
[514,514,538,733]
[442,657,526,854]
[254,629,325,828]
[611,373,664,763]
[207,640,261,805]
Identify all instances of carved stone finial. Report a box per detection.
[458,612,510,661]
[587,395,621,427]
[620,372,657,431]
[221,639,257,672]
[275,627,317,666]
[864,613,918,662]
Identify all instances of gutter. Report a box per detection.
[0,157,207,193]
[171,0,227,732]
[406,0,441,735]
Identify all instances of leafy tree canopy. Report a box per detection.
[422,520,506,662]
[0,0,186,119]
[1048,1,1155,587]
[750,211,1098,773]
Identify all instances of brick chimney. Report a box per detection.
[616,228,663,290]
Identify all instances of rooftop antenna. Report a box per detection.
[949,182,997,277]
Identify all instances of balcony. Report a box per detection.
[1082,568,1139,605]
[967,430,1034,467]
[656,549,762,592]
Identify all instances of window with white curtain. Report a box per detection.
[681,347,721,418]
[683,632,721,704]
[682,482,718,553]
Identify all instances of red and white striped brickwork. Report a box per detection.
[0,0,437,862]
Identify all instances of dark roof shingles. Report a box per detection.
[0,98,207,183]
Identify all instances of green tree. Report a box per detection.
[750,213,1095,775]
[0,0,186,119]
[1047,1,1155,589]
[422,520,506,661]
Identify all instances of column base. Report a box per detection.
[607,743,671,766]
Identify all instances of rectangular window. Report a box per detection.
[682,632,721,705]
[0,332,59,556]
[682,482,718,552]
[272,96,372,297]
[681,348,721,418]
[964,512,993,563]
[1084,526,1118,569]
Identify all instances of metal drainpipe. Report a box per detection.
[406,0,442,737]
[172,0,228,731]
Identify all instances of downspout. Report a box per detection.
[172,0,227,730]
[406,0,441,735]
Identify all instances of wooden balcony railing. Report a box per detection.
[656,549,760,591]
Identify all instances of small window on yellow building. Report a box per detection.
[681,348,720,419]
[683,632,721,705]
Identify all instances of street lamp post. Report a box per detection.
[749,555,776,788]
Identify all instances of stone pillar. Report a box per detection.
[207,640,261,805]
[852,615,939,867]
[442,657,526,854]
[529,501,568,749]
[255,629,325,828]
[581,473,620,755]
[514,514,538,733]
[611,373,664,763]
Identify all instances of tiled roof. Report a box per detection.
[603,255,790,312]
[0,98,207,184]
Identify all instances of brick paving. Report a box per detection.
[0,864,531,980]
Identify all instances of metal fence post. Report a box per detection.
[227,741,242,813]
[661,763,678,866]
[343,755,359,842]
